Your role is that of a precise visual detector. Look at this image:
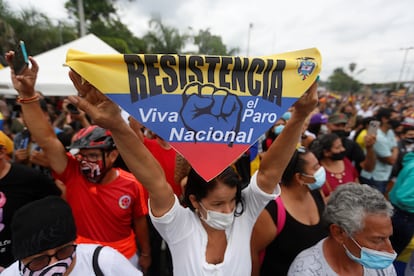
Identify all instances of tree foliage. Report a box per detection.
[0,0,14,66]
[327,67,362,94]
[143,18,190,54]
[88,19,146,53]
[1,0,250,65]
[0,0,77,57]
[64,0,146,53]
[63,1,235,55]
[193,29,239,56]
[65,0,117,24]
[11,9,77,55]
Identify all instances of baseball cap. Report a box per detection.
[0,130,13,155]
[310,113,328,125]
[328,113,348,124]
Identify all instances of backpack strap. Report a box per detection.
[93,245,104,276]
[275,197,286,235]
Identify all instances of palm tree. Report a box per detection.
[143,18,189,54]
[193,29,239,56]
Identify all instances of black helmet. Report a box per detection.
[69,126,115,150]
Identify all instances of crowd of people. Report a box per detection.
[0,49,414,275]
[251,85,414,275]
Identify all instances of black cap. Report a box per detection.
[11,196,76,259]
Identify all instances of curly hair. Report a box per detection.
[309,133,340,160]
[323,183,393,235]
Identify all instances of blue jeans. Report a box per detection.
[390,205,414,255]
[359,176,388,194]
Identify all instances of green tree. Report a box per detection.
[143,18,190,54]
[64,1,241,55]
[88,20,146,53]
[0,0,77,57]
[8,8,77,55]
[65,0,116,27]
[0,0,15,63]
[193,29,239,55]
[65,0,146,53]
[327,68,361,94]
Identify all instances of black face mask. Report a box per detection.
[330,151,347,161]
[405,138,414,144]
[332,130,350,138]
[388,119,400,129]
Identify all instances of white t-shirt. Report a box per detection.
[149,171,279,276]
[357,109,374,118]
[1,244,142,276]
[288,238,396,276]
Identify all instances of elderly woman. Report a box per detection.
[288,184,397,275]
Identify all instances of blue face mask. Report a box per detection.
[343,236,397,269]
[302,167,326,190]
[274,125,285,135]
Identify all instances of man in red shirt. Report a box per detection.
[7,101,151,273]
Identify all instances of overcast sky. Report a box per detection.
[5,0,414,84]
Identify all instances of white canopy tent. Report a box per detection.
[0,34,119,96]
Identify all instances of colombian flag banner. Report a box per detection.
[66,48,321,181]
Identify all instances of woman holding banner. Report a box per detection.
[8,52,318,276]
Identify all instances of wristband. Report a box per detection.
[17,95,40,104]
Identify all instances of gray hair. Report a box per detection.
[323,183,393,235]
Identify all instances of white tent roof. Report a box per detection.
[0,34,119,96]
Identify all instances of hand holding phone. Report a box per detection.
[12,41,29,75]
[367,120,380,135]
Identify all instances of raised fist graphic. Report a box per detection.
[180,82,243,133]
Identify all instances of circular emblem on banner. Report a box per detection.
[119,195,131,209]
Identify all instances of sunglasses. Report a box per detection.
[22,244,77,272]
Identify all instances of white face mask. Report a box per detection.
[20,255,74,276]
[320,124,329,135]
[199,202,235,230]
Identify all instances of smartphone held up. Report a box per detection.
[367,120,380,135]
[12,40,29,75]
